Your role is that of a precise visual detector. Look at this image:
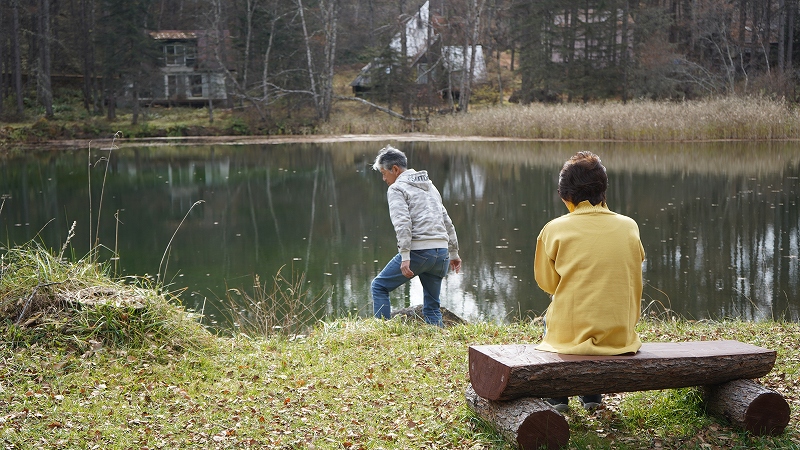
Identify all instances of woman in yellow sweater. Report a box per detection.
[534,151,645,412]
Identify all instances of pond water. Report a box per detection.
[2,140,799,326]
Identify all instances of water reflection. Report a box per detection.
[1,141,798,326]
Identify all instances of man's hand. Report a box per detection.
[450,258,462,274]
[400,260,414,278]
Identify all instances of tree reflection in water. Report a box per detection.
[1,141,797,327]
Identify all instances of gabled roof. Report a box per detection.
[389,0,433,61]
[148,31,198,40]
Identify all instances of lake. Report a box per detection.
[2,140,799,326]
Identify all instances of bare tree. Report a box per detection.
[693,0,740,94]
[319,0,339,121]
[261,6,280,103]
[11,0,24,116]
[296,0,321,116]
[295,0,338,121]
[458,0,486,113]
[38,0,54,118]
[0,2,5,118]
[241,0,259,101]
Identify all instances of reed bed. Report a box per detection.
[426,96,800,141]
[317,108,417,135]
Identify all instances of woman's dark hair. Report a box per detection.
[558,151,608,206]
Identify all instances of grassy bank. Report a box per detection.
[1,248,799,449]
[4,96,800,147]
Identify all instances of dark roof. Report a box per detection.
[149,31,197,40]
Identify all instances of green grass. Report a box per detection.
[1,246,799,448]
[1,315,799,447]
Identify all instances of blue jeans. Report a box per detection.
[372,248,450,326]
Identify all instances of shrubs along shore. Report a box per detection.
[1,245,798,449]
[4,96,800,146]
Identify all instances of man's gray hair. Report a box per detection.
[372,144,407,171]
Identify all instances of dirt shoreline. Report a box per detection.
[33,133,534,150]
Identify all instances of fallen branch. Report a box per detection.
[335,95,424,122]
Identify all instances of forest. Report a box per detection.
[0,0,799,129]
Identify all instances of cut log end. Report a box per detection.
[743,391,791,435]
[465,384,569,450]
[468,346,512,401]
[517,410,570,450]
[703,379,790,436]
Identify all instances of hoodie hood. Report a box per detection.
[397,169,431,191]
[385,167,460,261]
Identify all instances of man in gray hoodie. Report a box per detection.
[371,145,462,326]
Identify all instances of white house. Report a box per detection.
[144,30,232,106]
[351,1,486,97]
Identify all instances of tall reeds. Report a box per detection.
[427,97,800,141]
[320,96,800,140]
[223,265,328,338]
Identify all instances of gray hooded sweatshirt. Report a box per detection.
[387,169,460,262]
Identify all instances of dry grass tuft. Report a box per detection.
[222,265,329,338]
[0,242,211,352]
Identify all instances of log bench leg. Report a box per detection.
[465,384,570,450]
[702,379,790,436]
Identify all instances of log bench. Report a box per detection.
[465,340,790,450]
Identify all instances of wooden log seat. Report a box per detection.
[466,340,789,443]
[469,340,776,401]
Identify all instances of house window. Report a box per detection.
[164,43,196,67]
[185,46,196,67]
[189,75,203,97]
[164,45,184,65]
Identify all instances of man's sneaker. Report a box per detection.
[579,394,603,411]
[546,397,569,413]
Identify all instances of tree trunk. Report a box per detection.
[620,0,629,103]
[496,47,503,105]
[702,379,790,436]
[320,0,338,121]
[465,384,569,450]
[12,0,24,116]
[458,0,484,113]
[131,80,140,125]
[38,0,54,118]
[242,0,257,99]
[79,0,91,112]
[788,2,795,72]
[296,0,321,118]
[778,0,786,72]
[107,88,116,120]
[262,14,278,103]
[469,341,776,401]
[0,1,5,117]
[399,0,411,119]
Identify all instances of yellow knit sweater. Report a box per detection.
[534,201,645,355]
